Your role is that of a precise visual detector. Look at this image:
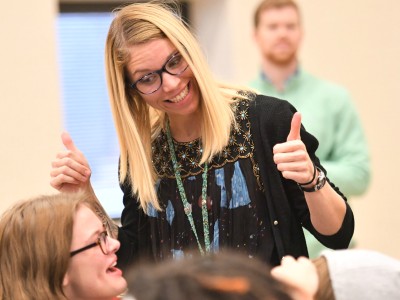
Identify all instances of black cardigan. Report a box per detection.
[248,94,354,259]
[116,94,355,270]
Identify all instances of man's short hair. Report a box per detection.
[254,0,300,28]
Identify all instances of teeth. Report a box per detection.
[170,85,189,103]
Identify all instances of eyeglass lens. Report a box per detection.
[134,53,188,94]
[99,231,108,255]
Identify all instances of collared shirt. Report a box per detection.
[249,68,370,197]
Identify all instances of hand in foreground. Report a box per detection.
[271,256,318,300]
[50,132,91,193]
[273,112,315,185]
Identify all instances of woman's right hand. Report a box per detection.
[50,132,92,193]
[271,256,318,300]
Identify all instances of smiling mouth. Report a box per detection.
[168,83,189,103]
[107,261,120,274]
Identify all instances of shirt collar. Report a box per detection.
[260,66,301,90]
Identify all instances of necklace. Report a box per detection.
[165,120,211,255]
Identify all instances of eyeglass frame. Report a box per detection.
[70,230,109,257]
[129,51,189,95]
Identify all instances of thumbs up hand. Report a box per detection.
[273,112,315,185]
[50,132,92,193]
[286,111,302,141]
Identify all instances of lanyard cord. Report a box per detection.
[165,120,211,255]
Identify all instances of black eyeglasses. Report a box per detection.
[129,52,189,95]
[70,230,109,257]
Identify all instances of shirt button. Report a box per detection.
[273,220,278,225]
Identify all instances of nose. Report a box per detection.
[277,26,288,37]
[108,236,120,254]
[161,72,181,93]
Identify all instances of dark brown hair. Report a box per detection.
[126,251,294,300]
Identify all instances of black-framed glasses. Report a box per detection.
[129,52,189,95]
[70,230,109,257]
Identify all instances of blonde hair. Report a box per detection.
[0,192,101,300]
[106,1,247,211]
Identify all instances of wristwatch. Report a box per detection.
[298,167,327,192]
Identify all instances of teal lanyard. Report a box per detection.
[165,120,211,255]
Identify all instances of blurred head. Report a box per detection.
[126,251,294,300]
[253,0,303,65]
[0,193,127,300]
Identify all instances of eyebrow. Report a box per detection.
[131,50,178,78]
[82,226,105,244]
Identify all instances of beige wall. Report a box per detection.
[0,0,62,212]
[298,0,400,259]
[2,0,399,258]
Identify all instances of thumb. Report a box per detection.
[287,112,302,141]
[61,132,79,152]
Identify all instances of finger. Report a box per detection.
[273,140,305,155]
[50,174,81,191]
[287,112,302,141]
[51,157,91,179]
[275,161,309,174]
[58,132,90,170]
[280,170,312,184]
[270,265,293,286]
[280,255,296,265]
[50,163,90,183]
[61,132,79,152]
[273,149,308,164]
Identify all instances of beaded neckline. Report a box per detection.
[153,97,263,189]
[171,136,201,145]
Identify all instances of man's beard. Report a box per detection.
[265,51,297,66]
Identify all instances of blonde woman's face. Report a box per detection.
[126,38,201,122]
[63,205,127,299]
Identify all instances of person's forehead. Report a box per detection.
[259,5,300,22]
[127,38,176,74]
[73,205,103,241]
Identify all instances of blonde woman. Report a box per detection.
[0,193,127,299]
[51,1,354,271]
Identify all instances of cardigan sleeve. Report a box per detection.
[251,94,354,251]
[116,179,152,271]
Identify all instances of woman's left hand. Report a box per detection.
[273,112,315,185]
